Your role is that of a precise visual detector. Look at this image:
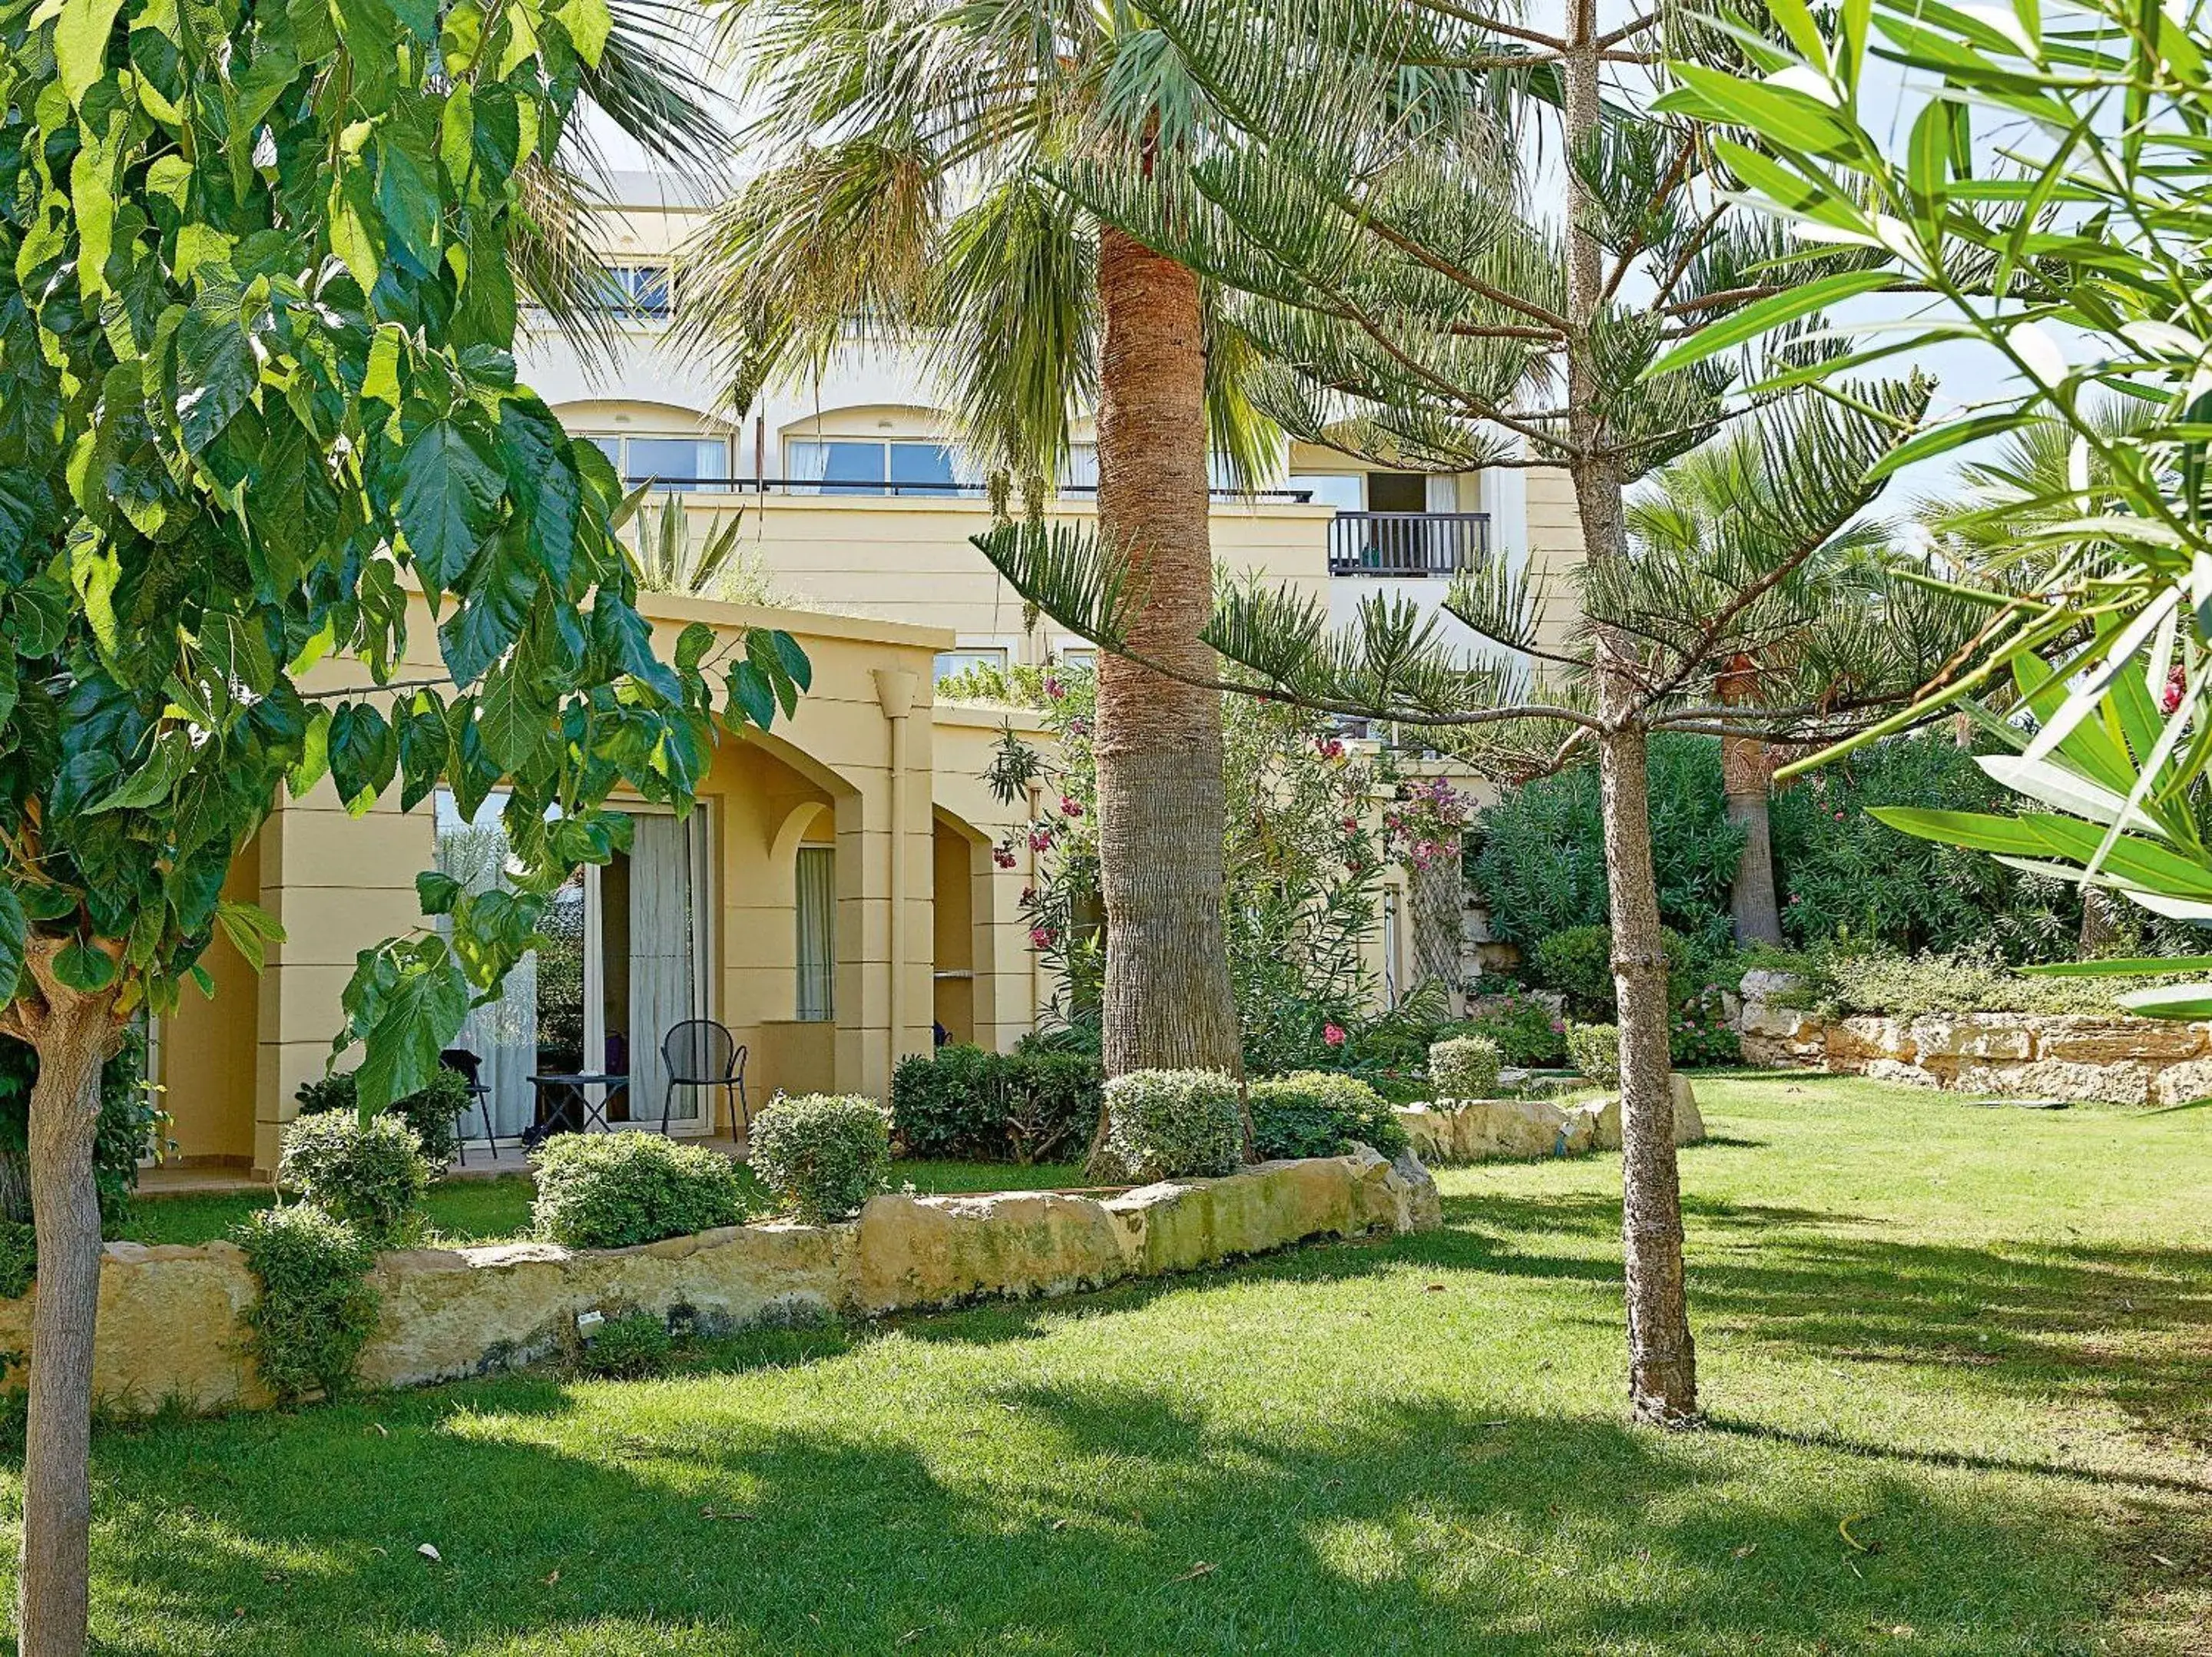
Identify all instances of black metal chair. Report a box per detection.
[660,1020,748,1137]
[439,1047,497,1164]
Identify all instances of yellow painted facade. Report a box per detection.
[155,593,1046,1178]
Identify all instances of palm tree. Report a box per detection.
[675,0,1277,1095]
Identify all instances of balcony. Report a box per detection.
[615,476,1320,504]
[1326,511,1492,577]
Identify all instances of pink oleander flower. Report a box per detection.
[1316,737,1346,760]
[992,846,1018,870]
[1045,675,1065,700]
[1028,827,1054,852]
[1323,1022,1348,1047]
[1550,1018,1566,1033]
[1059,795,1083,817]
[1029,926,1056,949]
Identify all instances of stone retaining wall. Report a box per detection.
[1393,1077,1704,1166]
[1740,997,2212,1105]
[0,1149,1440,1416]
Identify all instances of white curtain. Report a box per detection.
[796,845,836,1021]
[629,814,700,1127]
[435,805,539,1143]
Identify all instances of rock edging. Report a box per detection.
[1392,1077,1704,1167]
[0,1148,1440,1415]
[1740,984,2212,1105]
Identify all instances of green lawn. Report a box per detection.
[44,1075,2212,1654]
[119,1159,1088,1248]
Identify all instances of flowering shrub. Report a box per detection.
[1671,992,1741,1069]
[1455,989,1568,1067]
[1382,774,1475,875]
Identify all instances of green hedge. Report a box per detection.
[530,1133,752,1249]
[1102,1070,1243,1181]
[295,1067,472,1168]
[750,1094,892,1225]
[1248,1073,1408,1160]
[891,1045,1101,1164]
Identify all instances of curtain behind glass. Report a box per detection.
[434,805,539,1142]
[796,845,836,1020]
[629,814,700,1126]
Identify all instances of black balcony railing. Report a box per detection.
[1326,511,1492,577]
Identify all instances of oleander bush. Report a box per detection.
[235,1205,380,1401]
[294,1067,471,1168]
[748,1094,892,1224]
[1101,1070,1244,1181]
[276,1113,433,1247]
[1453,987,1568,1067]
[1567,1023,1621,1086]
[1248,1072,1409,1160]
[1429,1035,1504,1100]
[529,1132,751,1249]
[891,1046,1101,1164]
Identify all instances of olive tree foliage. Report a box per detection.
[0,0,803,1646]
[1654,0,2212,999]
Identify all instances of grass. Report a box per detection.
[118,1159,1089,1248]
[38,1073,2212,1654]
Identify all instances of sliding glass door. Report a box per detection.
[437,795,714,1143]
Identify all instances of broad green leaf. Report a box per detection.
[354,950,470,1112]
[175,294,257,455]
[51,938,117,992]
[727,659,775,729]
[0,888,25,1007]
[770,630,813,693]
[213,898,285,973]
[416,870,463,915]
[88,731,191,813]
[2115,982,2212,1020]
[391,417,504,587]
[55,0,126,107]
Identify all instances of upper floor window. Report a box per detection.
[596,263,673,319]
[786,438,967,495]
[934,647,1008,684]
[1064,445,1249,493]
[584,432,734,492]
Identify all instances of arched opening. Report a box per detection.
[931,809,992,1047]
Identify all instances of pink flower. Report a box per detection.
[1059,795,1083,817]
[1316,737,1346,760]
[1323,1022,1347,1047]
[1045,676,1065,700]
[1029,926,1056,949]
[2163,663,2186,716]
[1028,827,1054,852]
[1550,1018,1565,1033]
[992,846,1017,869]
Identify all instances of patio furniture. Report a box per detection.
[523,1072,631,1147]
[660,1020,749,1136]
[438,1047,496,1165]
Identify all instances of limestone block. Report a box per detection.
[2036,1017,2208,1064]
[1861,1058,1940,1089]
[2152,1057,2212,1106]
[1451,1097,1577,1160]
[1827,1017,1912,1065]
[1392,1105,1455,1166]
[1737,969,1801,1004]
[1740,1003,1813,1040]
[1904,1014,2032,1061]
[850,1190,1138,1315]
[1379,1150,1444,1233]
[359,1222,852,1389]
[1116,1159,1361,1277]
[1577,1074,1704,1151]
[1952,1059,2152,1107]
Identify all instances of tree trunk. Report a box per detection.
[1091,227,1241,1095]
[12,967,121,1657]
[1565,0,1697,1425]
[1719,657,1783,948]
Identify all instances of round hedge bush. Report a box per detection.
[1428,1034,1504,1100]
[747,1093,892,1224]
[530,1132,752,1249]
[1247,1071,1409,1160]
[235,1204,380,1401]
[1567,1021,1622,1085]
[1102,1070,1243,1181]
[276,1111,433,1246]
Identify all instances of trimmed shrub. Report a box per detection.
[530,1133,751,1249]
[1429,1035,1503,1100]
[1248,1072,1409,1160]
[295,1067,469,1167]
[235,1205,380,1401]
[1567,1022,1621,1085]
[1101,1070,1243,1181]
[891,1045,1101,1164]
[578,1311,675,1380]
[277,1112,432,1246]
[749,1094,892,1224]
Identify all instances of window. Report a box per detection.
[1054,645,1096,670]
[787,439,965,495]
[1286,473,1366,512]
[1062,446,1246,492]
[796,846,836,1021]
[597,263,672,319]
[935,647,1008,686]
[584,432,733,493]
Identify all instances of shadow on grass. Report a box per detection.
[88,1381,2118,1657]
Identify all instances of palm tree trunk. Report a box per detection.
[1091,227,1241,1091]
[1565,0,1697,1424]
[1719,657,1783,947]
[10,948,121,1657]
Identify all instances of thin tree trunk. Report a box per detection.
[1091,228,1241,1099]
[1720,657,1783,948]
[11,954,121,1657]
[1565,0,1697,1424]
